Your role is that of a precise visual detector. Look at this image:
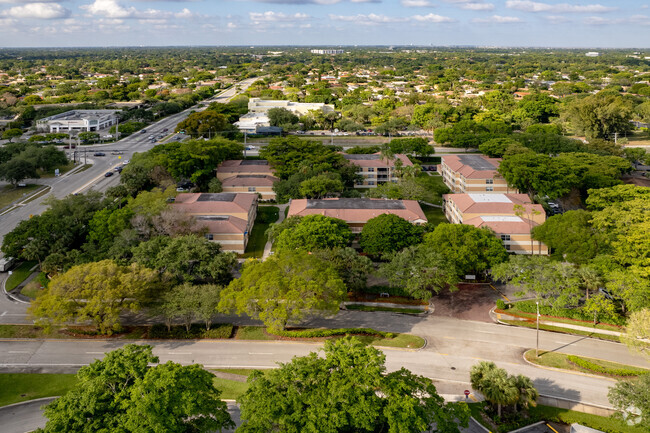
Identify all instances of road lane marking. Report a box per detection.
[0,312,5,317]
[248,352,273,355]
[166,352,192,355]
[443,336,455,339]
[8,351,30,354]
[86,352,105,354]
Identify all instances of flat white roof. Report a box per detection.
[480,216,523,222]
[467,193,511,203]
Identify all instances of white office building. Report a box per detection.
[247,98,335,116]
[36,110,120,133]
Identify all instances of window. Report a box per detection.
[486,179,494,184]
[248,187,256,192]
[205,234,214,241]
[368,181,375,185]
[366,174,375,178]
[501,234,511,241]
[486,186,493,191]
[368,167,375,172]
[505,244,511,251]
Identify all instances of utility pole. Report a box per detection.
[536,301,540,358]
[614,132,618,144]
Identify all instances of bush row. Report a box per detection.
[271,327,397,339]
[567,355,645,377]
[148,323,234,339]
[360,285,412,298]
[512,300,625,326]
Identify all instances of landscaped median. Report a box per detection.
[524,350,649,378]
[0,324,425,349]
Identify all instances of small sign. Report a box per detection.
[464,390,470,397]
[465,275,476,280]
[54,168,60,177]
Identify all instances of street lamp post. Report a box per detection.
[536,301,540,358]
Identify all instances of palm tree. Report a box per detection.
[481,370,518,418]
[577,265,601,300]
[380,143,395,164]
[510,374,539,412]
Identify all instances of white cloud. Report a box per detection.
[473,15,523,23]
[249,11,310,22]
[81,0,138,18]
[412,13,455,23]
[2,2,70,19]
[544,15,570,23]
[461,2,494,10]
[401,0,435,7]
[506,1,615,13]
[329,13,408,24]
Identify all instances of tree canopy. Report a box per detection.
[360,213,423,256]
[275,214,352,252]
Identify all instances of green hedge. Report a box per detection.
[513,300,625,326]
[271,328,397,339]
[360,285,412,298]
[567,355,644,377]
[148,324,233,339]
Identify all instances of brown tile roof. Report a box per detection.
[464,216,539,234]
[444,193,543,215]
[217,160,273,175]
[342,153,413,169]
[172,193,256,216]
[221,175,279,187]
[441,154,502,179]
[196,215,248,234]
[288,198,427,224]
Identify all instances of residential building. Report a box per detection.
[342,153,413,188]
[439,154,516,194]
[216,160,274,181]
[36,110,120,133]
[171,192,257,254]
[288,198,427,233]
[221,175,279,200]
[443,193,547,255]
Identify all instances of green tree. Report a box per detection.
[39,344,233,433]
[238,337,469,433]
[219,251,346,332]
[423,223,508,277]
[275,214,352,252]
[470,362,536,418]
[299,173,344,198]
[565,92,633,140]
[380,244,459,300]
[29,260,162,334]
[267,107,299,127]
[478,138,521,158]
[2,128,22,142]
[621,309,650,360]
[312,247,373,292]
[175,111,232,138]
[360,213,423,256]
[0,158,38,185]
[583,293,617,325]
[608,374,650,430]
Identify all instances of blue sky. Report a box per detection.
[0,1,648,48]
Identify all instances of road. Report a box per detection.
[0,77,260,248]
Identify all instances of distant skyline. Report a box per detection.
[0,1,649,49]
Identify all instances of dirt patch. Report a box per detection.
[622,174,650,187]
[431,283,499,322]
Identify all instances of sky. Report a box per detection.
[0,1,649,48]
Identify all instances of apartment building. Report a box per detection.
[342,153,413,188]
[216,160,278,200]
[443,193,548,255]
[171,192,258,254]
[439,154,515,194]
[288,198,427,233]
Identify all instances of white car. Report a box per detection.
[122,160,130,165]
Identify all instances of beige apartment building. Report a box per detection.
[342,153,413,188]
[171,192,258,254]
[288,198,427,233]
[443,193,548,255]
[439,154,516,194]
[216,160,278,200]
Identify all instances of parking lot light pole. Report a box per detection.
[536,301,540,358]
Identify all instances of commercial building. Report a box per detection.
[443,193,547,255]
[247,98,335,116]
[439,154,515,194]
[342,153,413,188]
[216,160,278,200]
[171,192,258,254]
[310,49,344,55]
[36,110,120,133]
[288,198,427,233]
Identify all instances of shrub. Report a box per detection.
[512,300,625,326]
[567,355,645,377]
[148,323,233,339]
[360,285,412,298]
[496,299,507,310]
[270,327,397,339]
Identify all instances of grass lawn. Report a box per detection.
[414,172,449,205]
[625,130,650,146]
[345,304,425,314]
[524,350,649,377]
[501,320,621,342]
[5,261,38,291]
[363,333,425,349]
[0,374,78,407]
[242,206,279,258]
[37,162,76,179]
[420,204,448,226]
[213,377,249,400]
[234,326,276,340]
[20,279,45,299]
[503,305,623,332]
[0,184,41,209]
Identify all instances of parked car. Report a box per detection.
[140,129,147,133]
[114,166,123,173]
[104,172,114,177]
[111,151,123,155]
[93,152,106,157]
[122,159,130,165]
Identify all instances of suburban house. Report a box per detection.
[342,153,413,188]
[443,193,548,255]
[171,192,258,254]
[439,154,516,194]
[288,198,427,233]
[216,160,278,200]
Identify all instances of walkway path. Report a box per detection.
[491,309,625,337]
[261,203,288,260]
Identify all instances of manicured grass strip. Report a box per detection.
[0,373,78,407]
[503,300,625,327]
[502,307,623,332]
[234,326,276,340]
[525,350,649,378]
[501,320,621,342]
[345,304,425,314]
[365,333,425,349]
[242,206,279,258]
[20,277,46,299]
[212,377,249,400]
[5,261,38,291]
[213,369,260,377]
[0,184,40,209]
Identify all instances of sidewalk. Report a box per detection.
[261,203,288,260]
[491,309,624,337]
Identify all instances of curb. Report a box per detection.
[521,351,617,382]
[0,396,58,410]
[1,272,31,305]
